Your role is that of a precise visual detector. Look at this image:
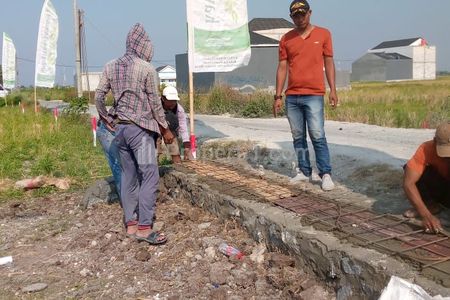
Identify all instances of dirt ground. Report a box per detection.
[0,188,335,299]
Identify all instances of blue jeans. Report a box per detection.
[285,95,332,177]
[115,124,159,227]
[97,120,121,198]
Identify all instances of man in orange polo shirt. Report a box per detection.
[403,122,450,233]
[274,0,338,191]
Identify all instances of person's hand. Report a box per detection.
[183,142,194,160]
[162,128,175,144]
[273,98,282,118]
[184,148,194,160]
[422,214,443,234]
[329,90,338,108]
[105,121,115,132]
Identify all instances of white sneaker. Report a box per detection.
[321,174,335,191]
[311,171,321,182]
[290,168,310,183]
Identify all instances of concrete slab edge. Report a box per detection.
[161,168,450,299]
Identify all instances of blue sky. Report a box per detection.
[1,0,449,86]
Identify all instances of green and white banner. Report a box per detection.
[35,0,59,88]
[2,32,16,89]
[187,0,251,73]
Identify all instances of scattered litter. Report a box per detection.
[15,176,70,191]
[218,242,244,260]
[379,276,450,300]
[15,176,46,190]
[0,256,13,266]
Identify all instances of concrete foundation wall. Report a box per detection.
[161,168,450,299]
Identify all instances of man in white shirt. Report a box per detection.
[158,86,193,163]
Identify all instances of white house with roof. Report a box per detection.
[352,37,436,82]
[156,65,176,87]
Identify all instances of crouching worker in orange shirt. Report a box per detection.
[157,86,194,163]
[403,122,450,234]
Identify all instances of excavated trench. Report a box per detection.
[159,158,450,299]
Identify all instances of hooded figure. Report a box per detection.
[95,23,170,245]
[96,23,168,134]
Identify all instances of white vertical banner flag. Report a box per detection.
[2,32,16,89]
[35,0,59,88]
[187,0,251,73]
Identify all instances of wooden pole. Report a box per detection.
[73,0,82,97]
[187,16,196,159]
[188,70,196,158]
[189,71,194,134]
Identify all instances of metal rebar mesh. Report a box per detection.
[178,161,450,277]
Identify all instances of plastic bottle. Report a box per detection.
[218,243,244,260]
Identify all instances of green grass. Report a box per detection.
[179,85,284,118]
[178,76,450,128]
[0,87,77,107]
[0,107,110,200]
[1,86,114,108]
[326,76,450,128]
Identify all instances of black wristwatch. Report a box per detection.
[274,95,283,101]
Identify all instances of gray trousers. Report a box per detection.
[115,124,159,227]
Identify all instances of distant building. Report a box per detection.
[156,65,176,87]
[73,72,102,92]
[176,18,350,92]
[352,37,436,82]
[75,65,177,92]
[80,72,103,92]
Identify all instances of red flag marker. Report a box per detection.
[91,117,97,147]
[190,134,197,159]
[53,107,59,124]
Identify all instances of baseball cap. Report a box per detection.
[435,121,450,157]
[290,0,310,17]
[162,86,180,101]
